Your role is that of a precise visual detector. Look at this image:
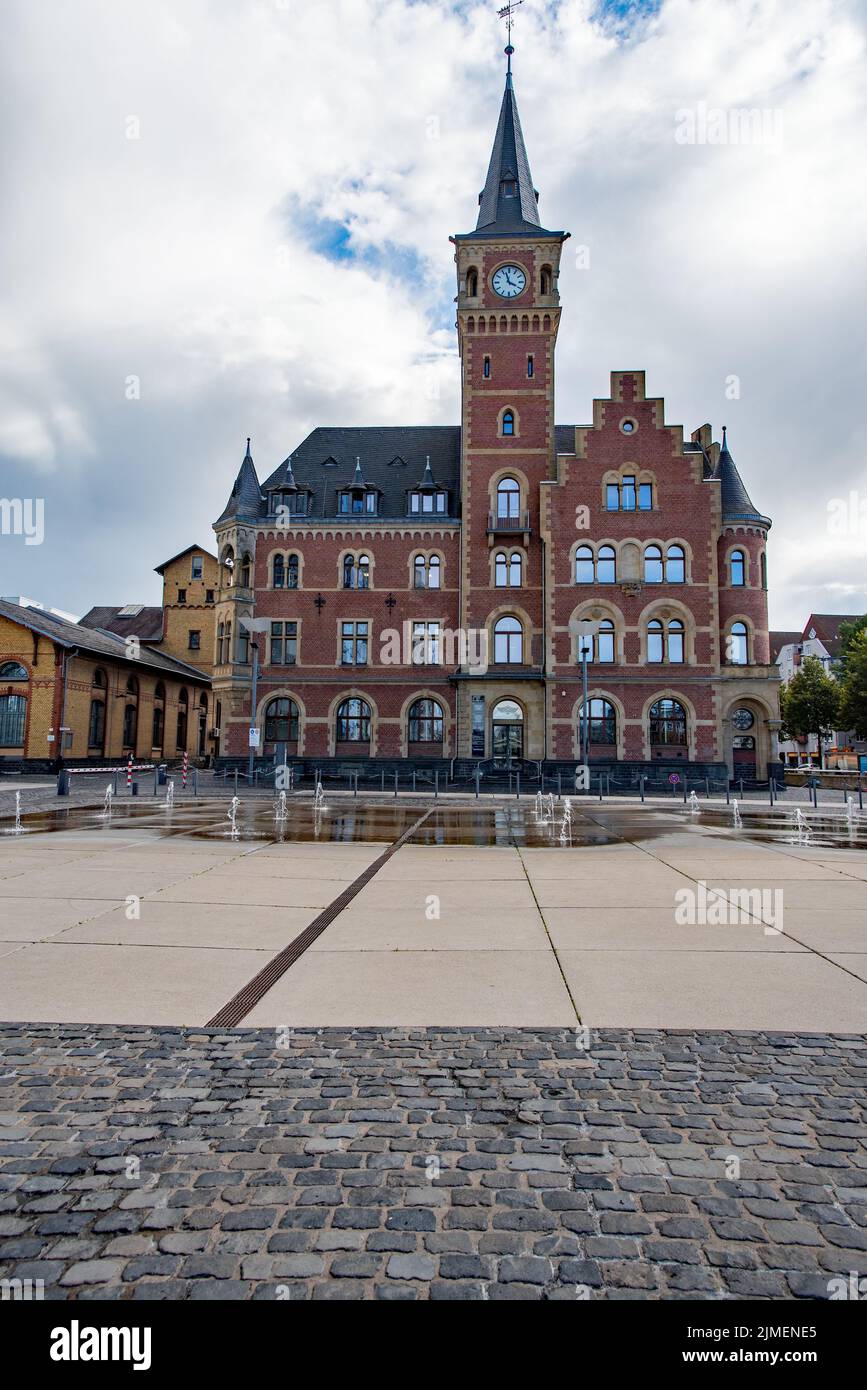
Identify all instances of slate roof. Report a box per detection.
[456,74,564,241]
[216,439,264,524]
[257,426,463,522]
[715,427,770,526]
[79,606,164,641]
[0,601,209,683]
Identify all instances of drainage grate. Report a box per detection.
[206,809,433,1028]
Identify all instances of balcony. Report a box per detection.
[487,511,531,536]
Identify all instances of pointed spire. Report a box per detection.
[418,454,436,489]
[352,456,365,487]
[475,68,542,235]
[715,427,769,527]
[281,454,296,489]
[216,437,264,524]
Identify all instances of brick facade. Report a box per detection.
[211,72,780,781]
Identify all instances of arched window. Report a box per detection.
[122,703,137,749]
[92,667,106,689]
[576,619,615,664]
[501,410,515,437]
[666,545,685,583]
[264,697,299,744]
[644,545,663,583]
[647,618,684,663]
[336,697,371,743]
[493,615,523,664]
[273,554,285,589]
[496,476,520,520]
[287,554,299,589]
[649,698,687,747]
[760,552,767,589]
[239,553,252,588]
[225,622,232,664]
[575,546,594,585]
[483,355,491,379]
[0,688,27,746]
[728,622,748,665]
[540,265,552,295]
[580,698,616,746]
[221,547,235,588]
[413,555,426,589]
[730,550,745,586]
[0,662,28,681]
[428,555,441,590]
[597,545,616,584]
[343,555,355,589]
[176,688,188,751]
[408,698,444,745]
[151,682,165,750]
[217,622,224,664]
[495,551,508,587]
[466,267,478,297]
[88,697,106,751]
[509,551,522,587]
[357,554,370,589]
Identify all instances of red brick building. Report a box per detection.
[212,64,780,785]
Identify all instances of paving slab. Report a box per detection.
[0,897,125,942]
[308,907,549,952]
[0,942,265,1026]
[243,950,577,1026]
[559,950,867,1030]
[57,900,315,951]
[542,907,805,953]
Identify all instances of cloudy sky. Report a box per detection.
[1,0,865,629]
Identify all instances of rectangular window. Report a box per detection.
[409,493,420,513]
[483,356,491,379]
[638,482,652,510]
[422,493,433,513]
[205,589,215,604]
[527,355,534,378]
[341,621,368,666]
[177,588,187,604]
[365,493,377,513]
[411,621,440,665]
[621,476,636,511]
[339,493,351,513]
[270,622,297,666]
[606,483,620,511]
[188,630,201,651]
[238,630,249,664]
[191,555,203,580]
[436,492,446,512]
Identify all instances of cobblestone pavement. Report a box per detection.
[1,1025,865,1300]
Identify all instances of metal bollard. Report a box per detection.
[725,783,730,804]
[435,770,439,799]
[516,772,520,800]
[557,772,562,800]
[194,768,198,797]
[153,768,159,797]
[769,780,774,806]
[640,775,645,803]
[475,769,480,799]
[394,770,398,799]
[739,778,744,799]
[705,777,709,799]
[234,769,238,795]
[598,774,603,802]
[683,779,688,803]
[412,770,417,794]
[381,769,385,793]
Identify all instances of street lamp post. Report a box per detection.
[240,616,273,784]
[573,620,600,773]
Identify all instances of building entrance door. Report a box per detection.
[491,700,524,765]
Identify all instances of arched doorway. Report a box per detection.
[491,699,523,765]
[729,705,761,780]
[649,698,688,760]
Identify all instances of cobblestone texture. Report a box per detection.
[0,1026,864,1300]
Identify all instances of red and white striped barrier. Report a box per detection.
[126,753,133,790]
[182,752,189,789]
[66,764,155,775]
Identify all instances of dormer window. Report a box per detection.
[271,490,308,516]
[408,491,447,515]
[501,179,517,198]
[339,490,377,515]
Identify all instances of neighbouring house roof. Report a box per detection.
[79,606,164,641]
[770,630,803,663]
[802,613,862,661]
[154,544,218,575]
[0,600,210,683]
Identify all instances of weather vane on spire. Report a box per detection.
[498,0,525,73]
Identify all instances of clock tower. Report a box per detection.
[451,48,569,761]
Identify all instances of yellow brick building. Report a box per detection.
[0,600,211,771]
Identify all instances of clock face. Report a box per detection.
[492,264,527,298]
[732,708,755,731]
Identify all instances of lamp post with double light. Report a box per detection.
[239,616,273,783]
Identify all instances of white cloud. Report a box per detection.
[0,0,865,626]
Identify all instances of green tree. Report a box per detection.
[837,615,867,678]
[839,632,867,739]
[779,655,841,768]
